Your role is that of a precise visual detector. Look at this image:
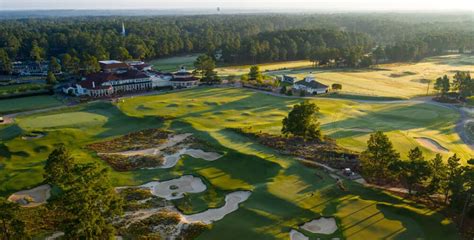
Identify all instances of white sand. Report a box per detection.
[183,191,251,224]
[7,184,51,207]
[117,133,192,156]
[289,229,309,240]
[161,148,222,168]
[21,133,45,140]
[415,137,449,152]
[300,217,338,235]
[141,175,207,200]
[45,232,64,240]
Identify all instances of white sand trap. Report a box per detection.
[7,184,51,207]
[141,175,207,200]
[183,191,251,224]
[161,148,222,168]
[300,217,338,235]
[415,137,449,153]
[21,133,45,140]
[45,232,64,240]
[290,229,309,240]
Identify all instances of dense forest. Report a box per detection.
[0,13,473,72]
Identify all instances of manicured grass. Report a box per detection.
[117,87,472,160]
[149,54,200,72]
[0,87,467,239]
[0,95,63,115]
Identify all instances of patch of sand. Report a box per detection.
[289,229,308,240]
[45,232,64,240]
[7,184,51,207]
[183,191,251,224]
[415,137,449,153]
[300,217,338,235]
[141,175,207,200]
[161,148,222,168]
[21,132,45,140]
[117,133,193,156]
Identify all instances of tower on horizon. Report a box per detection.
[121,22,126,36]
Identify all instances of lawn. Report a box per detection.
[216,54,474,99]
[0,95,63,115]
[117,87,472,160]
[149,54,200,72]
[0,87,467,239]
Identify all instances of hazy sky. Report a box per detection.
[2,0,474,11]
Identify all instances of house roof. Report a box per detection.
[295,80,328,89]
[283,75,296,81]
[79,70,150,90]
[99,60,129,70]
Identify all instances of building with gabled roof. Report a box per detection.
[293,75,328,95]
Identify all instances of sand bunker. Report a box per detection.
[110,132,222,169]
[300,217,338,235]
[415,137,449,153]
[8,184,51,207]
[45,232,64,240]
[21,132,45,140]
[162,148,222,168]
[141,175,207,200]
[118,133,192,156]
[183,191,251,224]
[289,229,309,240]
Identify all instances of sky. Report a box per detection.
[1,0,474,11]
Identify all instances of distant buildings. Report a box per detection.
[291,74,329,95]
[63,60,200,97]
[12,61,49,76]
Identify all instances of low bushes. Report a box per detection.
[100,154,164,171]
[87,129,171,153]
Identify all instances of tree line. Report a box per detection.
[0,14,472,74]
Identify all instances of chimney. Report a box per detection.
[92,81,96,88]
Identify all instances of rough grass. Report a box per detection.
[0,95,62,115]
[219,54,474,99]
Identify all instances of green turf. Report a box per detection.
[0,95,63,115]
[0,87,466,239]
[149,54,200,72]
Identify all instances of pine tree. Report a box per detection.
[360,131,400,183]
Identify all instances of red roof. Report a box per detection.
[79,70,149,90]
[99,62,129,70]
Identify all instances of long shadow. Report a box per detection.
[324,102,458,136]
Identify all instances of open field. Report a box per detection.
[0,95,63,115]
[150,54,200,72]
[0,87,468,239]
[217,54,474,99]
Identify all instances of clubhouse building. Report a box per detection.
[63,60,200,97]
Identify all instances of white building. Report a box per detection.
[293,75,329,95]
